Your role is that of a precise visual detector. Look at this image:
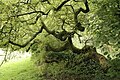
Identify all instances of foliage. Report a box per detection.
[0,0,89,57]
[0,53,120,80]
[107,58,120,79]
[87,0,120,50]
[34,51,120,80]
[0,0,119,56]
[0,0,120,79]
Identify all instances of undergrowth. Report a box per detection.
[33,51,120,80]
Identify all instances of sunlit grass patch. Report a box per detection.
[0,58,38,80]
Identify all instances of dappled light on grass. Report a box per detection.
[0,50,34,80]
[0,58,38,80]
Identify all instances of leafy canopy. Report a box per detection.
[0,0,119,55]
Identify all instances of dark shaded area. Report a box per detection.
[34,51,120,80]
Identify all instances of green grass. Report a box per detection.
[0,58,38,80]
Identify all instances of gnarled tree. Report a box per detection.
[0,0,110,68]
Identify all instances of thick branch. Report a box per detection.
[46,42,68,52]
[41,21,69,41]
[45,35,96,54]
[67,36,82,54]
[9,21,68,47]
[45,35,82,54]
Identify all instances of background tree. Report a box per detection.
[87,0,120,57]
[0,0,120,79]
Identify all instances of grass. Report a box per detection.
[0,58,38,80]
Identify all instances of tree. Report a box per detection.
[0,0,91,53]
[1,0,118,68]
[1,0,120,79]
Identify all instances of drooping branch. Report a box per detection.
[67,36,82,54]
[45,35,82,54]
[9,26,44,47]
[41,0,51,4]
[74,0,89,32]
[11,10,50,17]
[9,21,69,47]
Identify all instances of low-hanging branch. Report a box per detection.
[41,0,51,4]
[9,26,44,47]
[11,10,50,17]
[9,21,71,47]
